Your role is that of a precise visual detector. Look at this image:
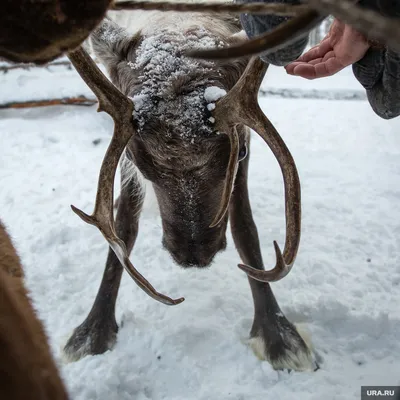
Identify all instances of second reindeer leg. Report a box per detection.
[229,146,318,372]
[64,171,144,362]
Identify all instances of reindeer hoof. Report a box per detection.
[63,317,118,362]
[248,322,319,372]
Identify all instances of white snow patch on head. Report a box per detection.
[204,86,226,103]
[204,86,226,122]
[128,29,226,140]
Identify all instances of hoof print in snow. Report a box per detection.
[63,317,118,362]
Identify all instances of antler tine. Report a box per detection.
[239,241,292,282]
[68,47,184,306]
[68,47,131,116]
[210,127,239,228]
[214,57,300,283]
[189,10,324,60]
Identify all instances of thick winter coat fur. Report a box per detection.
[0,221,68,399]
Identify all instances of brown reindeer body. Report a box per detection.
[0,222,68,399]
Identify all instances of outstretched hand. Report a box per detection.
[285,19,370,79]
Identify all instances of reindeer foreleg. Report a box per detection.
[229,143,318,372]
[64,157,145,361]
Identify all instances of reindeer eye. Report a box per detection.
[238,143,247,161]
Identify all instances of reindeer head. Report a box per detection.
[67,13,303,305]
[89,18,251,268]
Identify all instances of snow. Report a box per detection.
[204,86,227,103]
[204,86,226,121]
[1,63,400,400]
[96,19,127,47]
[129,30,221,138]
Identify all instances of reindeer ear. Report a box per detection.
[90,17,131,69]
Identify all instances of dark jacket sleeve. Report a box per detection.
[240,0,400,119]
[352,0,400,119]
[238,0,309,66]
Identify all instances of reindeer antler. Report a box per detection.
[68,47,184,306]
[212,57,300,283]
[210,128,239,227]
[189,9,324,60]
[115,0,399,60]
[112,0,308,15]
[188,0,400,59]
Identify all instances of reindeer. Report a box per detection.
[0,221,69,399]
[62,4,320,373]
[62,0,399,371]
[0,0,396,387]
[59,4,323,372]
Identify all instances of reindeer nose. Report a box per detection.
[167,242,212,268]
[182,251,207,268]
[162,237,226,268]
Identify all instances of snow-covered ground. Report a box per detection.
[1,63,400,400]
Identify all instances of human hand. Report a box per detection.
[285,19,370,79]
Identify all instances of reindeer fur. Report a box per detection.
[0,221,68,399]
